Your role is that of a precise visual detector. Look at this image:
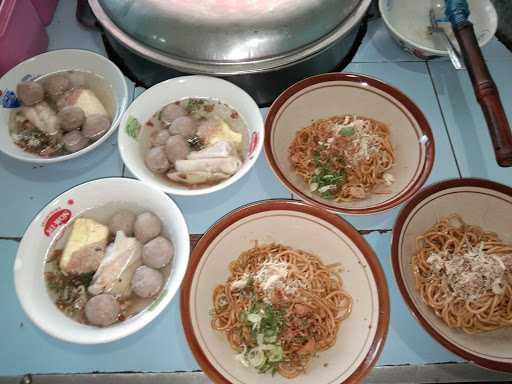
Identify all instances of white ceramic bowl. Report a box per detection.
[118,75,264,196]
[14,177,190,344]
[0,49,129,163]
[379,0,497,59]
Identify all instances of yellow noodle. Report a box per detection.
[211,243,352,378]
[288,115,394,202]
[412,214,512,334]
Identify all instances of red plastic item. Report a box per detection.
[0,0,49,76]
[31,0,59,26]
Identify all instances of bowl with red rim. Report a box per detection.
[181,199,389,384]
[264,72,435,215]
[392,178,512,372]
[14,177,190,344]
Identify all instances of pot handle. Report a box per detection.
[77,0,100,30]
[452,21,512,167]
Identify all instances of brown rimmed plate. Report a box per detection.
[181,200,389,384]
[391,178,512,372]
[264,73,435,215]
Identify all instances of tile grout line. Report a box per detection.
[0,229,392,244]
[425,62,463,178]
[0,237,21,242]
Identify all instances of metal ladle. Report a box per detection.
[429,2,463,69]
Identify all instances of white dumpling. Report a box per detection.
[21,102,60,137]
[187,141,235,160]
[88,231,143,298]
[175,156,241,175]
[167,171,230,185]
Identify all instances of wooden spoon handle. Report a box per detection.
[452,21,512,167]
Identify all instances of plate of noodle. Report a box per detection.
[392,178,512,372]
[181,200,389,383]
[265,73,434,215]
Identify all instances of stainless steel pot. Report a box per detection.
[89,0,371,105]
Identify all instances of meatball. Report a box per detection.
[131,266,164,298]
[57,106,85,131]
[145,147,170,174]
[16,81,44,106]
[168,116,197,138]
[150,129,171,147]
[44,75,71,98]
[62,130,89,153]
[109,210,136,236]
[164,135,190,164]
[142,236,174,269]
[160,103,186,125]
[82,114,110,140]
[134,212,162,243]
[84,293,120,326]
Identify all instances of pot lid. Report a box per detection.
[91,0,363,64]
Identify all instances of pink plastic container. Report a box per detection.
[31,0,59,26]
[0,0,49,76]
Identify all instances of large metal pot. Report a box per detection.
[89,0,371,105]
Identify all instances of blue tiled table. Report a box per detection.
[1,1,512,380]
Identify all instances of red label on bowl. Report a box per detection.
[248,132,258,159]
[43,208,72,237]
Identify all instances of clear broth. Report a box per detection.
[9,70,116,157]
[44,203,172,326]
[142,97,249,190]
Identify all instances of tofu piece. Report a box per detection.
[88,231,143,298]
[59,218,109,274]
[197,118,242,147]
[57,88,108,117]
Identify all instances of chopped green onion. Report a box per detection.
[247,348,266,368]
[125,116,141,139]
[322,191,336,200]
[267,346,283,362]
[264,335,277,343]
[338,126,355,136]
[247,313,262,330]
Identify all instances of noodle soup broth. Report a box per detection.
[44,203,173,326]
[140,98,249,190]
[9,70,115,158]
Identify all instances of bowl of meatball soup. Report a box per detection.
[118,76,264,196]
[14,177,189,344]
[0,49,129,163]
